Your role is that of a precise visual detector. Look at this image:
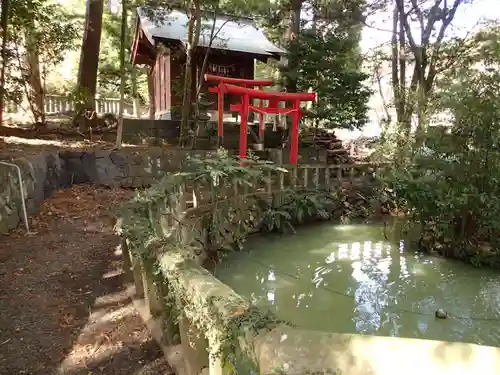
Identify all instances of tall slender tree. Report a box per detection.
[77,0,104,109]
[0,0,9,126]
[115,0,127,148]
[390,0,466,152]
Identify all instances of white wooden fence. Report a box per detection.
[4,95,139,117]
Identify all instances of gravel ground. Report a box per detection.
[0,184,173,375]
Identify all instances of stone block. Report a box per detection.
[93,153,125,187]
[254,325,500,375]
[59,152,86,185]
[44,153,64,197]
[0,201,19,234]
[109,151,128,168]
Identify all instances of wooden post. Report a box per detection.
[239,94,249,160]
[120,238,133,283]
[233,180,238,197]
[258,88,265,143]
[176,182,187,244]
[127,243,145,299]
[179,313,209,375]
[314,167,319,189]
[217,83,224,146]
[204,74,274,148]
[289,100,300,165]
[211,80,316,166]
[208,335,224,375]
[266,169,272,194]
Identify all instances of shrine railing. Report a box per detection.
[4,95,141,117]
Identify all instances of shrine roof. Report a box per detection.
[136,7,285,57]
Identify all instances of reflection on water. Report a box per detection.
[214,221,500,347]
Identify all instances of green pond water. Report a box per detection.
[214,221,500,347]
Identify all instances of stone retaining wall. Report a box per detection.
[0,153,63,233]
[116,119,289,150]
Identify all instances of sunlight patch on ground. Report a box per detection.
[0,135,142,148]
[114,245,123,257]
[0,135,89,147]
[90,289,132,313]
[103,267,125,280]
[55,341,122,375]
[55,293,149,374]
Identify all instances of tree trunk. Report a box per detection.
[77,0,104,109]
[414,90,428,150]
[115,0,127,149]
[179,0,201,146]
[285,0,302,93]
[179,53,193,145]
[25,33,44,124]
[0,0,9,127]
[391,0,464,157]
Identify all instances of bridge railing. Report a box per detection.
[118,159,500,375]
[178,162,387,213]
[118,161,394,375]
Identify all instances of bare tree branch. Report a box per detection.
[425,0,464,93]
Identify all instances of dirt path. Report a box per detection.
[0,185,173,375]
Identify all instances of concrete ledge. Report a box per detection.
[254,325,500,375]
[157,250,250,326]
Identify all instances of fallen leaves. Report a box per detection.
[11,184,133,235]
[0,182,167,374]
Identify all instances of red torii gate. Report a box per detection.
[214,81,316,165]
[204,74,273,145]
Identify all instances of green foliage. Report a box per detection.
[98,5,148,100]
[257,197,295,233]
[385,69,500,267]
[184,148,285,185]
[8,0,79,65]
[283,17,371,130]
[273,367,341,375]
[4,0,79,104]
[258,186,377,235]
[118,149,288,259]
[185,149,288,256]
[217,303,286,374]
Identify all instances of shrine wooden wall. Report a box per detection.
[153,47,184,119]
[153,52,171,117]
[199,50,254,111]
[152,45,256,119]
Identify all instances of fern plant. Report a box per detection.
[256,197,295,233]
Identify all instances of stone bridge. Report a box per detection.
[117,161,500,375]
